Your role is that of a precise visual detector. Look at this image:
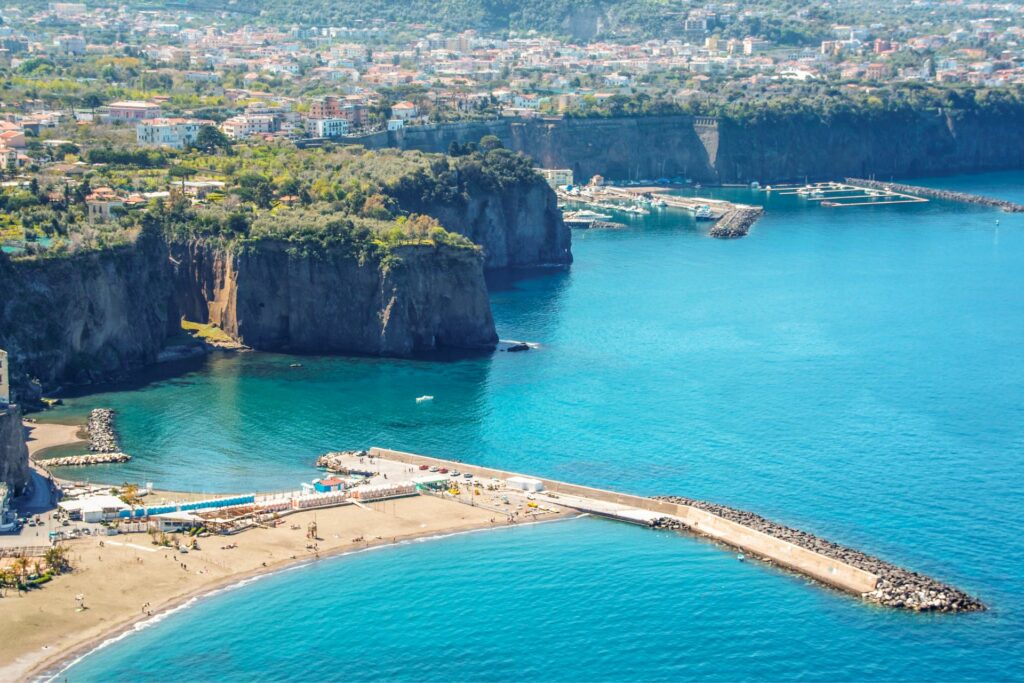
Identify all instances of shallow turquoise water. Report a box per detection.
[55,173,1024,680]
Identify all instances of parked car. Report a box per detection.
[429,466,439,472]
[439,468,449,474]
[463,473,474,479]
[419,464,429,471]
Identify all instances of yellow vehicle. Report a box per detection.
[527,502,538,508]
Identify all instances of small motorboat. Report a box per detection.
[415,395,434,403]
[737,553,746,562]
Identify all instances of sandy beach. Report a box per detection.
[0,417,570,680]
[23,420,87,459]
[2,494,550,680]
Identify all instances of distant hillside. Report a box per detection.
[36,0,831,43]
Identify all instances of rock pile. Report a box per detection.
[847,178,1024,212]
[316,450,370,473]
[38,452,131,467]
[710,207,765,238]
[87,409,120,453]
[652,496,985,613]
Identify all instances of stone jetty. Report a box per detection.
[847,178,1024,213]
[87,408,120,453]
[316,450,370,473]
[710,206,765,238]
[37,452,131,467]
[652,496,985,613]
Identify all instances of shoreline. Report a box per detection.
[25,512,581,681]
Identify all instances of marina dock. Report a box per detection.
[367,447,985,612]
[846,178,1024,212]
[558,185,764,238]
[765,181,928,207]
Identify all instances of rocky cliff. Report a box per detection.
[401,176,571,270]
[170,239,497,355]
[0,229,174,388]
[353,111,1024,183]
[0,405,30,493]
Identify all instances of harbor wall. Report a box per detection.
[368,447,878,595]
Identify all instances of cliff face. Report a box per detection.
[353,111,1024,183]
[0,230,173,387]
[171,240,497,355]
[0,405,30,493]
[411,179,571,270]
[713,110,1024,182]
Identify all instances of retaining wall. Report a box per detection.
[369,447,878,595]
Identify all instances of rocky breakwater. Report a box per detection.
[86,408,121,453]
[37,452,131,467]
[709,207,765,239]
[171,239,497,356]
[652,496,984,612]
[846,178,1024,212]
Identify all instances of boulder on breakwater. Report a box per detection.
[846,178,1024,212]
[37,452,131,467]
[87,408,120,453]
[316,450,370,474]
[651,496,985,613]
[710,207,764,239]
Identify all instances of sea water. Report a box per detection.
[53,173,1024,680]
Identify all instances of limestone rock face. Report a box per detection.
[0,231,173,387]
[171,240,497,355]
[356,112,1024,184]
[419,180,571,270]
[0,405,30,493]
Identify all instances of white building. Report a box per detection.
[106,100,162,122]
[136,118,208,149]
[309,117,349,139]
[506,476,544,492]
[535,168,573,188]
[54,34,86,55]
[221,114,275,140]
[59,495,129,523]
[0,348,9,406]
[390,101,418,121]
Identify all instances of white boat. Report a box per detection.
[692,205,715,220]
[415,395,434,403]
[565,210,612,221]
[652,198,667,208]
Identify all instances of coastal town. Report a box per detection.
[0,0,1023,177]
[0,0,1020,680]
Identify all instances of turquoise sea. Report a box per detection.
[53,172,1024,681]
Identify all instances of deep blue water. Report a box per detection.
[53,173,1024,681]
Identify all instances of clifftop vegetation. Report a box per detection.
[563,82,1024,125]
[1,137,537,260]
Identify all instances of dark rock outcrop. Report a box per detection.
[0,405,30,493]
[654,495,985,613]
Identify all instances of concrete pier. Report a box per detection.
[367,447,984,612]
